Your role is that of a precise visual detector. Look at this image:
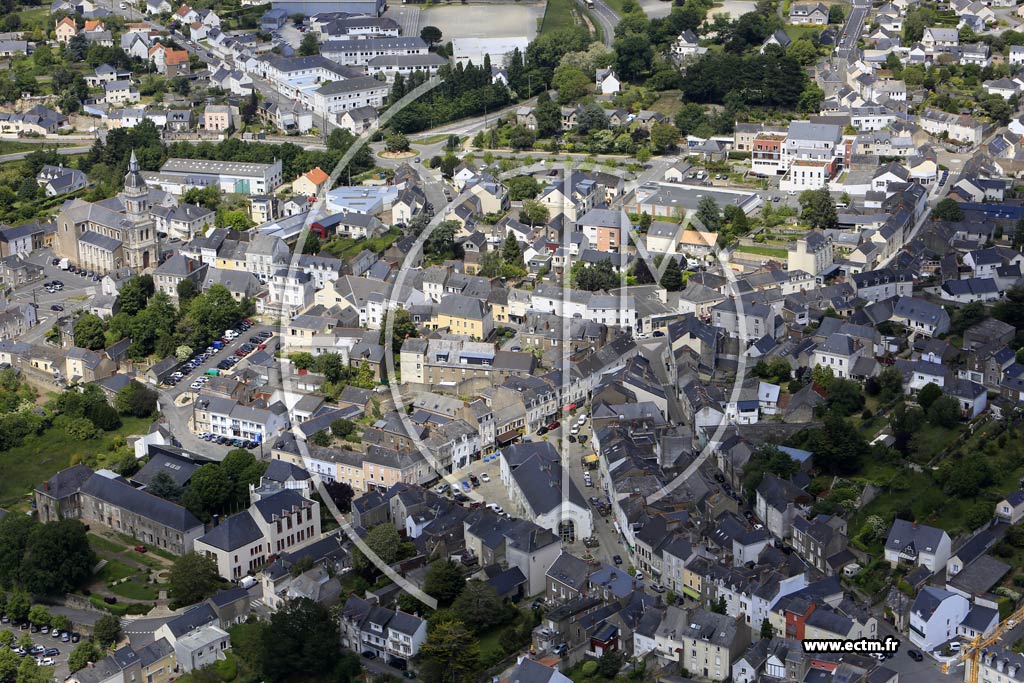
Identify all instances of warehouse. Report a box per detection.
[271,0,384,16]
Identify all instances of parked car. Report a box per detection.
[361,651,377,660]
[50,305,63,311]
[479,473,490,483]
[613,555,622,565]
[907,650,923,662]
[134,545,147,553]
[461,481,471,492]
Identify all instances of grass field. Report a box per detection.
[784,24,824,41]
[540,0,584,35]
[96,560,136,584]
[0,416,153,509]
[88,534,126,554]
[734,245,788,258]
[110,578,159,601]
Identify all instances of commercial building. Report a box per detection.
[144,158,283,196]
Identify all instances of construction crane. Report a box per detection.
[941,605,1024,683]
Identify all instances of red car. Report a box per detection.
[547,421,560,431]
[134,545,147,553]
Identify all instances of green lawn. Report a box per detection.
[784,24,824,41]
[0,416,153,509]
[734,245,788,258]
[115,534,177,561]
[88,594,154,616]
[540,0,582,36]
[95,559,136,584]
[88,534,127,554]
[110,578,159,601]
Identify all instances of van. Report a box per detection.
[239,576,256,589]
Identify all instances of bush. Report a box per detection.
[581,661,598,676]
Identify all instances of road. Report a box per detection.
[0,145,90,164]
[835,0,870,58]
[580,0,618,47]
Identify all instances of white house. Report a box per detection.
[596,68,620,95]
[884,519,952,572]
[909,586,969,652]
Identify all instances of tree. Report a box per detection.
[147,471,182,502]
[16,657,48,683]
[451,580,509,633]
[182,464,232,521]
[825,378,865,417]
[804,415,868,475]
[93,614,121,648]
[420,26,442,45]
[661,257,684,291]
[68,641,99,673]
[534,91,561,138]
[506,175,540,201]
[352,524,416,572]
[118,275,153,316]
[385,132,410,153]
[711,596,727,614]
[261,599,340,683]
[116,380,158,418]
[614,34,654,82]
[575,103,608,133]
[650,122,680,152]
[927,395,961,427]
[508,126,536,150]
[0,649,17,683]
[799,187,837,230]
[917,382,943,411]
[573,259,619,291]
[330,418,357,439]
[418,620,480,683]
[20,520,95,596]
[787,39,819,66]
[299,32,319,56]
[760,618,774,638]
[74,314,107,350]
[828,3,845,22]
[632,257,655,284]
[323,480,354,513]
[696,195,721,230]
[309,430,331,447]
[0,515,33,587]
[424,559,465,607]
[380,307,418,354]
[0,632,11,648]
[27,606,49,627]
[519,199,549,227]
[933,198,963,222]
[551,65,591,103]
[169,552,220,607]
[503,233,522,265]
[4,592,29,622]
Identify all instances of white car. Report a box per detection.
[577,415,587,426]
[37,658,54,666]
[190,382,203,390]
[480,473,490,482]
[570,426,579,435]
[486,503,504,514]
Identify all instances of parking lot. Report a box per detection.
[0,618,80,682]
[156,320,280,459]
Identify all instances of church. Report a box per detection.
[55,151,166,274]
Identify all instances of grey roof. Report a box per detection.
[196,511,262,552]
[509,658,562,683]
[436,293,487,320]
[163,603,218,638]
[885,518,947,555]
[80,472,202,532]
[912,585,955,620]
[132,453,200,488]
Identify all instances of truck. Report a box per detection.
[586,0,594,7]
[212,340,224,350]
[59,258,70,271]
[239,576,256,589]
[205,369,220,377]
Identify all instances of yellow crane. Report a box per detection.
[941,605,1024,683]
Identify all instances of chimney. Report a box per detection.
[213,514,220,526]
[43,481,49,492]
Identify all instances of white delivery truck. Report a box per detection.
[59,258,70,271]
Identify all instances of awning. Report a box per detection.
[496,429,521,445]
[564,403,576,412]
[583,454,599,464]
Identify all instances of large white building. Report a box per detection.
[144,158,283,196]
[451,36,529,67]
[193,489,322,580]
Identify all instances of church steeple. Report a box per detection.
[123,149,148,219]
